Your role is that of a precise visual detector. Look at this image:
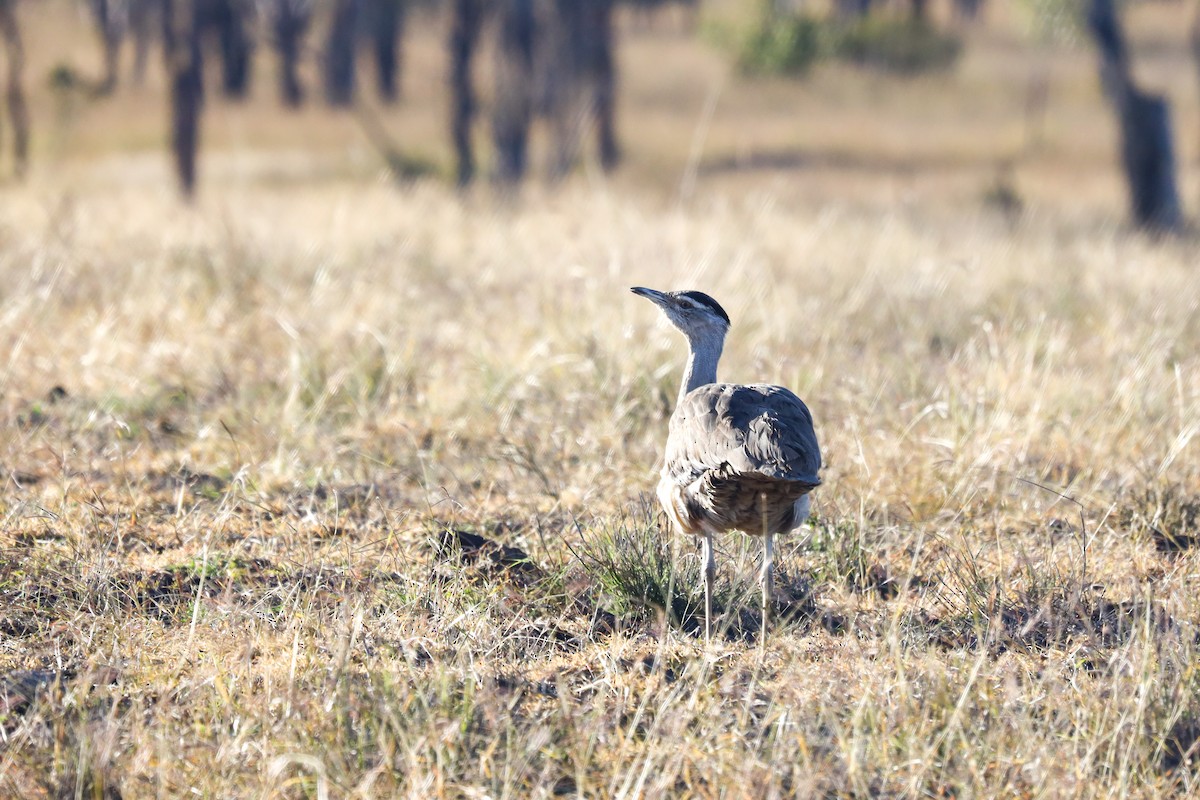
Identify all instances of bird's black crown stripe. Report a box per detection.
[678,291,731,326]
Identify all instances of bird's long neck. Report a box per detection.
[679,332,724,407]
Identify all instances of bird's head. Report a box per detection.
[631,287,731,343]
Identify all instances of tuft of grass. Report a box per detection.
[735,13,824,76]
[571,501,707,632]
[807,517,898,598]
[1122,482,1200,553]
[714,9,961,78]
[833,16,962,74]
[571,503,822,639]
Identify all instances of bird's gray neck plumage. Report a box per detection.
[679,333,724,406]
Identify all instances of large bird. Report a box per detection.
[632,287,821,641]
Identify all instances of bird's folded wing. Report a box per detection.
[666,383,821,486]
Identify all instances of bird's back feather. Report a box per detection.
[665,383,821,486]
[660,383,821,535]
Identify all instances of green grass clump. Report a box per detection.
[722,10,962,78]
[833,16,962,74]
[572,504,706,631]
[736,13,824,76]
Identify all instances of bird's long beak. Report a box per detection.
[631,286,669,306]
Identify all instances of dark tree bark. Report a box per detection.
[591,0,618,171]
[954,0,983,24]
[365,0,406,103]
[451,0,619,187]
[163,0,203,197]
[449,0,483,186]
[0,0,27,178]
[89,0,163,92]
[1087,0,1182,231]
[1193,9,1200,77]
[542,0,617,178]
[541,0,580,179]
[911,0,929,22]
[206,0,254,98]
[835,0,875,19]
[271,0,311,107]
[130,0,161,87]
[1192,8,1200,182]
[90,0,125,94]
[492,0,535,184]
[324,0,360,106]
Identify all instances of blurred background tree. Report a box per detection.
[1,0,1196,231]
[0,0,26,178]
[1087,0,1181,231]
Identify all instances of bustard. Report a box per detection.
[632,287,821,641]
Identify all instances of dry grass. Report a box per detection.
[4,1,1200,798]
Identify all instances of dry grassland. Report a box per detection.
[4,2,1200,798]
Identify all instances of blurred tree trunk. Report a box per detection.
[324,0,359,106]
[1087,0,1182,231]
[452,0,620,187]
[130,0,161,87]
[450,0,483,186]
[542,0,581,180]
[954,0,983,24]
[90,0,125,94]
[910,0,928,23]
[365,0,406,103]
[91,0,163,92]
[543,0,617,178]
[0,0,27,178]
[163,0,203,197]
[835,0,875,18]
[590,0,618,172]
[1192,7,1200,190]
[272,0,311,107]
[492,0,535,184]
[210,0,254,98]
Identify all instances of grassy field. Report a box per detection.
[5,1,1200,797]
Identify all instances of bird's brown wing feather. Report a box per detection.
[665,383,821,487]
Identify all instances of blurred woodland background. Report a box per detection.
[0,0,1197,227]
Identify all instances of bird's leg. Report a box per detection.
[702,530,715,643]
[761,530,774,642]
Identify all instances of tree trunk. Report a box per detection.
[212,0,254,98]
[163,0,203,198]
[954,0,983,24]
[492,0,535,184]
[272,0,311,107]
[588,0,618,172]
[1087,0,1182,231]
[1118,91,1181,230]
[324,0,359,107]
[449,0,483,186]
[91,0,124,94]
[541,0,580,180]
[542,0,618,178]
[835,0,875,19]
[0,0,27,178]
[1192,6,1200,190]
[131,0,161,87]
[451,0,619,186]
[365,0,405,103]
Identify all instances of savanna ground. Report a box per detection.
[5,1,1200,797]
